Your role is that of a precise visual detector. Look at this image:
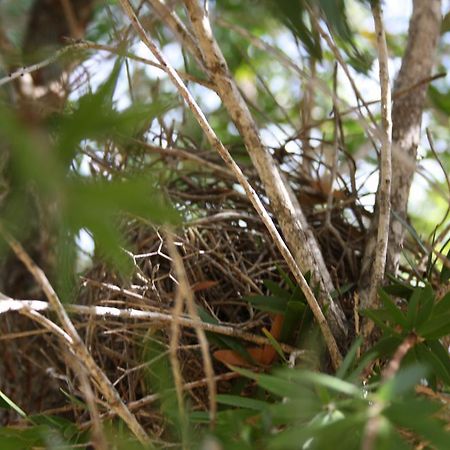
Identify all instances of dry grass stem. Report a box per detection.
[166,231,217,427]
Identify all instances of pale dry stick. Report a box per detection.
[74,40,214,89]
[365,2,392,320]
[0,40,213,90]
[182,0,347,343]
[167,250,187,429]
[118,0,343,369]
[0,46,74,87]
[0,299,300,353]
[307,9,378,132]
[166,232,217,427]
[147,0,205,66]
[386,0,442,276]
[72,359,109,450]
[19,308,108,450]
[0,229,151,446]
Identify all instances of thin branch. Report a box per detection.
[0,298,301,353]
[19,307,108,450]
[166,232,217,427]
[0,39,214,90]
[147,0,205,66]
[166,238,187,432]
[365,2,392,316]
[0,228,151,446]
[118,0,342,368]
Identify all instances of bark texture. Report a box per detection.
[388,0,442,275]
[359,0,441,308]
[183,0,347,341]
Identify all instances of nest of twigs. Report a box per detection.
[1,140,384,434]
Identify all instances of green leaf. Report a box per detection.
[0,391,27,418]
[370,336,407,359]
[245,295,288,314]
[261,327,287,362]
[232,367,306,398]
[406,284,434,329]
[439,248,450,283]
[385,398,450,449]
[428,85,450,116]
[216,395,269,411]
[433,291,450,316]
[379,288,408,329]
[360,309,395,333]
[418,311,450,340]
[285,370,361,397]
[280,299,305,343]
[336,337,362,380]
[384,276,414,300]
[415,341,450,385]
[263,280,292,300]
[378,364,428,400]
[196,306,249,356]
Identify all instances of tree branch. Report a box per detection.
[118,0,343,368]
[182,0,347,342]
[363,2,392,316]
[359,0,441,308]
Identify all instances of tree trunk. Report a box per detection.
[359,0,442,309]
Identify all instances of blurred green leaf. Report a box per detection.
[217,395,269,411]
[0,391,26,418]
[245,295,288,314]
[414,342,450,385]
[428,85,450,116]
[378,364,427,401]
[379,288,408,329]
[406,284,434,329]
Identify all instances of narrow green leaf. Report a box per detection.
[263,280,292,300]
[378,364,428,400]
[216,395,268,411]
[419,311,450,340]
[336,337,363,380]
[379,289,408,328]
[406,284,434,329]
[261,327,287,362]
[283,370,361,397]
[415,342,450,385]
[245,295,288,314]
[0,390,27,418]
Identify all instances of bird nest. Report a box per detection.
[1,142,376,436]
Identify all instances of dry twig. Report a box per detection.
[0,228,151,446]
[118,0,343,368]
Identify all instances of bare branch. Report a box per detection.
[182,0,347,342]
[166,232,217,427]
[364,2,392,315]
[386,0,441,274]
[147,0,205,66]
[118,0,343,368]
[359,0,442,311]
[0,228,151,446]
[0,298,302,353]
